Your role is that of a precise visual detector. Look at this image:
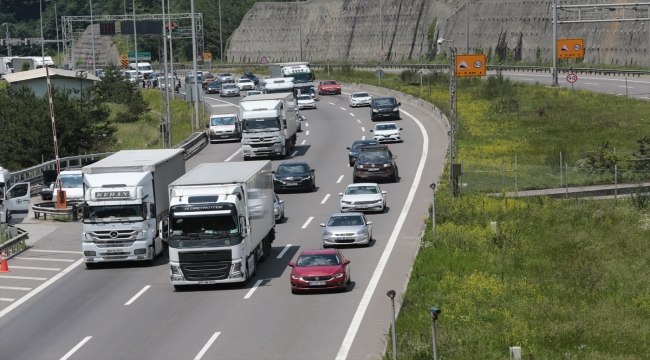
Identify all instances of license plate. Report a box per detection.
[199,280,216,285]
[286,182,298,186]
[356,205,368,209]
[368,168,380,172]
[106,249,122,253]
[221,135,229,138]
[309,281,326,286]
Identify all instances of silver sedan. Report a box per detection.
[320,212,373,247]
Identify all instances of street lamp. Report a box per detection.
[429,307,441,360]
[387,290,398,360]
[219,0,223,63]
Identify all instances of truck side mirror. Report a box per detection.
[205,123,209,128]
[159,217,169,240]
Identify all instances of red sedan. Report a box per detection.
[317,80,342,95]
[288,249,351,294]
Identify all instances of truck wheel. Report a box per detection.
[173,285,186,292]
[243,156,250,161]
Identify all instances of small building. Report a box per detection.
[3,68,101,98]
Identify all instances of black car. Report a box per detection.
[242,71,259,85]
[370,97,401,121]
[205,81,222,94]
[346,139,379,166]
[40,169,58,200]
[273,162,316,193]
[352,145,398,183]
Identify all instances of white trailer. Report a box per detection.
[162,161,276,290]
[239,93,298,160]
[81,149,185,268]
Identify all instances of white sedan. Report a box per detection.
[370,123,403,143]
[236,78,256,91]
[339,183,386,213]
[349,92,372,107]
[296,94,317,109]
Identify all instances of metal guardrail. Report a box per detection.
[31,202,82,221]
[1,225,29,258]
[173,132,209,160]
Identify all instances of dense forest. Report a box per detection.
[0,0,294,62]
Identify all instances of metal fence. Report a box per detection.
[0,225,28,258]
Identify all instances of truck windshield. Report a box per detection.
[242,118,280,131]
[169,214,239,236]
[60,174,83,188]
[265,87,293,94]
[84,205,144,221]
[287,73,312,83]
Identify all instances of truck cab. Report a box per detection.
[0,166,30,223]
[240,100,290,160]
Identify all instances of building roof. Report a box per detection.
[3,68,101,83]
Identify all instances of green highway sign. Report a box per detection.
[128,52,152,61]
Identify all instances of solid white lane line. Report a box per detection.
[60,336,92,360]
[301,217,314,229]
[0,275,48,281]
[362,136,366,140]
[206,96,238,105]
[15,257,75,262]
[361,127,365,131]
[225,149,242,162]
[291,151,299,156]
[618,85,633,88]
[305,123,309,127]
[277,244,292,259]
[30,249,82,254]
[301,140,306,145]
[194,332,221,360]
[0,286,32,291]
[584,82,599,85]
[336,109,429,360]
[340,107,346,110]
[337,175,344,183]
[244,279,264,299]
[350,113,355,117]
[306,131,310,135]
[0,259,83,319]
[321,194,331,204]
[357,119,361,123]
[124,285,151,306]
[0,298,15,302]
[329,102,335,105]
[642,97,650,100]
[10,266,60,271]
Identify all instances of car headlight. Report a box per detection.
[384,163,390,167]
[342,201,352,205]
[357,164,364,168]
[324,230,333,236]
[333,272,344,279]
[302,176,311,181]
[349,152,355,156]
[291,274,301,280]
[393,107,399,112]
[372,109,378,113]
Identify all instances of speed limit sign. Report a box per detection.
[566,73,578,83]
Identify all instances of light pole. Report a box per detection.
[90,0,96,74]
[438,38,457,196]
[161,0,171,149]
[39,0,45,65]
[219,0,223,63]
[297,0,302,62]
[190,0,200,130]
[54,1,60,66]
[387,290,398,360]
[429,183,436,235]
[123,0,129,53]
[133,0,139,77]
[3,23,10,57]
[429,307,441,360]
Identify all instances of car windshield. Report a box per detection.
[323,81,337,85]
[223,84,236,89]
[208,82,221,87]
[345,186,379,195]
[60,174,82,188]
[352,140,378,149]
[374,98,396,106]
[353,93,369,98]
[376,124,397,131]
[297,254,340,266]
[211,117,237,126]
[297,95,312,100]
[239,79,252,83]
[357,152,390,163]
[221,73,232,77]
[327,215,364,227]
[277,164,309,174]
[84,205,144,220]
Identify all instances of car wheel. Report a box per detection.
[85,262,96,269]
[349,161,354,167]
[311,182,316,192]
[352,176,358,183]
[390,171,398,183]
[291,289,299,295]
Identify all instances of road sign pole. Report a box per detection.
[552,2,559,87]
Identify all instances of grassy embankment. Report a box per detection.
[313,68,650,359]
[110,90,208,150]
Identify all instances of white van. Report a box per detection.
[130,62,154,78]
[0,166,31,223]
[51,169,84,204]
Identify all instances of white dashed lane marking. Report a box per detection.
[357,119,361,123]
[301,217,314,229]
[301,140,306,145]
[321,194,331,204]
[277,244,292,259]
[337,175,344,183]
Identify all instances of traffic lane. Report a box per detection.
[492,71,650,99]
[199,96,439,359]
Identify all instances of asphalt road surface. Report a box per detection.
[0,86,448,360]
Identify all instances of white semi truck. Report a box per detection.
[268,62,315,94]
[81,149,185,268]
[239,93,297,160]
[162,161,276,290]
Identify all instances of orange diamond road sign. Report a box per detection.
[260,56,269,65]
[455,54,486,77]
[120,54,128,68]
[557,38,584,59]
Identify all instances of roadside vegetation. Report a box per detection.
[313,68,650,359]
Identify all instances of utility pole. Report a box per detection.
[133,0,139,76]
[3,23,10,57]
[219,0,223,63]
[167,0,174,89]
[449,46,458,196]
[54,1,60,66]
[162,0,171,149]
[298,0,302,62]
[40,0,45,65]
[552,1,558,86]
[90,0,96,74]
[124,0,129,53]
[190,0,200,130]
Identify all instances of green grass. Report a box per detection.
[141,89,209,146]
[318,68,650,359]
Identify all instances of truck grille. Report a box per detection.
[102,255,129,260]
[178,250,232,263]
[249,143,272,148]
[89,230,139,242]
[248,136,278,143]
[181,262,231,281]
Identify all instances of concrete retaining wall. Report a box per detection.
[228,0,650,67]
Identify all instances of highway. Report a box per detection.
[0,86,447,359]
